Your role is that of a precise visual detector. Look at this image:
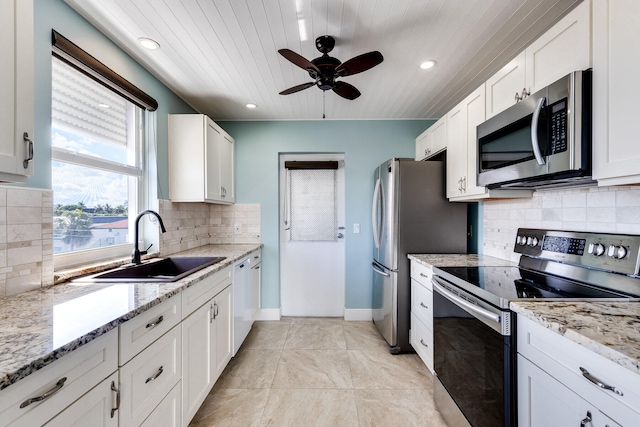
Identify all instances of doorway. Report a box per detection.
[279,153,345,317]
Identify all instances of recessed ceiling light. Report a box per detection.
[420,60,437,70]
[138,37,160,50]
[246,103,257,109]
[98,103,110,108]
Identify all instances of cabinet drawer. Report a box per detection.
[517,315,640,426]
[44,372,118,427]
[140,381,181,427]
[411,278,433,330]
[250,249,261,264]
[119,325,182,427]
[0,328,118,427]
[182,265,232,318]
[410,261,433,289]
[119,296,181,364]
[411,313,434,373]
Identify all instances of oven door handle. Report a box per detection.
[432,278,501,325]
[531,96,547,166]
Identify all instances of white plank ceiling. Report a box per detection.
[64,0,582,120]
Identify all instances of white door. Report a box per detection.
[280,154,345,317]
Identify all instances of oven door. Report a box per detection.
[432,276,515,427]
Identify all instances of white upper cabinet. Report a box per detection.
[169,114,235,204]
[0,0,34,182]
[592,0,640,185]
[486,0,591,119]
[447,84,531,201]
[415,116,446,161]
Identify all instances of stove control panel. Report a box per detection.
[514,228,640,276]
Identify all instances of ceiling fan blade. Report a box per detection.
[332,81,361,100]
[278,49,320,74]
[335,51,383,77]
[279,82,315,95]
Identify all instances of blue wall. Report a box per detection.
[218,120,433,310]
[30,0,195,190]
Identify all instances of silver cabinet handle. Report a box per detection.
[146,315,164,329]
[145,366,164,383]
[419,339,428,348]
[419,273,429,278]
[210,303,215,323]
[23,132,33,169]
[420,302,428,309]
[515,92,521,102]
[20,377,67,408]
[531,96,547,165]
[580,367,623,396]
[110,380,120,418]
[521,88,530,99]
[580,410,592,427]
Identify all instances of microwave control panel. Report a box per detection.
[550,98,568,154]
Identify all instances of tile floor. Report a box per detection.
[189,318,447,426]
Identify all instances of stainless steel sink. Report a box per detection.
[74,256,226,283]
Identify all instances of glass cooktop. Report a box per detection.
[436,265,631,302]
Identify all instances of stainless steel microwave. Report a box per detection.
[477,70,592,189]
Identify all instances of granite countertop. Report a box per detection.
[0,244,261,391]
[408,253,517,268]
[511,301,640,376]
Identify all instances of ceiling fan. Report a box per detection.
[278,35,383,100]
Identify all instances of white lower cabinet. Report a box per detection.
[250,251,261,320]
[0,329,118,427]
[517,315,640,427]
[44,372,119,427]
[140,381,182,427]
[409,260,435,373]
[119,324,182,427]
[518,355,620,427]
[181,266,233,427]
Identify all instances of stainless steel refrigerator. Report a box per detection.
[372,158,467,353]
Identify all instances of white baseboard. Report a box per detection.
[255,308,281,321]
[344,309,373,321]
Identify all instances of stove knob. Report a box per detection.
[588,243,606,257]
[526,236,539,247]
[608,245,628,260]
[516,235,526,246]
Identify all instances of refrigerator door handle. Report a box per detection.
[371,178,382,249]
[371,262,390,277]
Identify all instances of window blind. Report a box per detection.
[288,169,337,241]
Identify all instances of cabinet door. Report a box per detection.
[485,51,526,119]
[205,121,222,201]
[415,130,431,161]
[525,0,591,94]
[214,285,233,379]
[430,116,447,156]
[44,373,118,427]
[593,0,640,185]
[446,102,466,198]
[181,302,214,426]
[517,355,622,427]
[220,133,234,202]
[463,84,488,198]
[0,0,33,182]
[251,262,261,320]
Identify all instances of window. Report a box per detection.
[51,56,142,266]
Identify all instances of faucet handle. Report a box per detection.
[140,243,153,256]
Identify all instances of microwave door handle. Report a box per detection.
[531,97,547,166]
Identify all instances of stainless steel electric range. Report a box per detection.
[431,228,640,427]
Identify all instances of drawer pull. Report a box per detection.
[420,302,428,309]
[146,315,164,329]
[110,381,120,418]
[146,366,164,383]
[579,367,623,396]
[419,339,428,348]
[419,273,429,278]
[20,377,67,408]
[580,410,592,427]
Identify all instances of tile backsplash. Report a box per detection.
[483,186,640,262]
[158,200,260,256]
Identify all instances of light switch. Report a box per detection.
[353,223,360,234]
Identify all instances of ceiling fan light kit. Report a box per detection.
[278,35,383,101]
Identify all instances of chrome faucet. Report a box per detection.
[132,210,166,265]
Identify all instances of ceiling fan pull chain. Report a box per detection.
[323,91,326,119]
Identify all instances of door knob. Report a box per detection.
[337,233,344,239]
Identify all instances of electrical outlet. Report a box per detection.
[234,223,242,235]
